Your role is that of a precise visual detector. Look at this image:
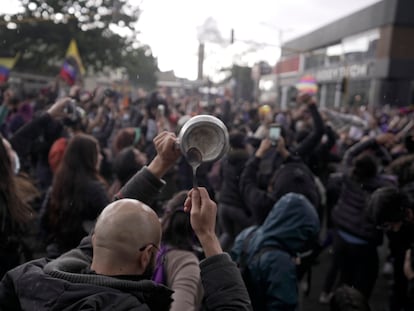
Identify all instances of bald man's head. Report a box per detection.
[91,199,161,276]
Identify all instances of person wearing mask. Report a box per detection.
[251,94,324,191]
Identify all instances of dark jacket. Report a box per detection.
[240,155,319,225]
[231,193,320,311]
[306,125,340,183]
[0,193,24,278]
[43,179,110,257]
[331,137,395,243]
[200,253,252,311]
[331,174,389,243]
[409,279,414,306]
[9,112,63,189]
[254,104,325,190]
[239,155,276,224]
[0,248,173,311]
[0,166,252,310]
[218,149,250,211]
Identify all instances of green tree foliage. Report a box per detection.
[0,0,158,89]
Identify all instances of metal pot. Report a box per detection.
[178,115,229,163]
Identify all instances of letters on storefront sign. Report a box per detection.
[314,64,369,82]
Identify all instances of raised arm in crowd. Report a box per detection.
[0,130,252,311]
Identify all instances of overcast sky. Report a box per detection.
[137,0,382,80]
[3,0,381,80]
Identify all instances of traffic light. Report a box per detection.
[230,29,235,44]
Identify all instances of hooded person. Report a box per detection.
[231,192,320,311]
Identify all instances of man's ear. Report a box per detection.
[138,248,150,272]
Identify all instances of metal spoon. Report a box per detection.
[186,147,202,188]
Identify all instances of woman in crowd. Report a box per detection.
[0,136,35,277]
[154,190,203,311]
[43,133,109,257]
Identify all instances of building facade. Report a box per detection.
[274,0,414,109]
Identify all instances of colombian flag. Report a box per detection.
[59,39,85,85]
[0,54,19,83]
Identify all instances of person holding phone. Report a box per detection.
[240,96,324,225]
[268,124,281,146]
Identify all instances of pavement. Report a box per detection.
[299,245,392,311]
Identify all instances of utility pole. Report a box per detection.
[276,29,282,110]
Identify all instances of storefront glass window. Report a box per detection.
[304,48,326,70]
[303,29,380,70]
[342,29,380,62]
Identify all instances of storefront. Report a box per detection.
[277,0,414,109]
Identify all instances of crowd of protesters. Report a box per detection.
[1,79,414,311]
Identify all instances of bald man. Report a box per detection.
[0,131,252,311]
[91,199,162,278]
[0,199,173,311]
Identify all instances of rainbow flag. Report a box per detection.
[296,75,318,95]
[0,54,20,83]
[59,39,85,85]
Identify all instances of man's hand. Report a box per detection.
[147,131,181,179]
[47,97,72,119]
[276,136,290,159]
[404,249,414,280]
[184,188,222,257]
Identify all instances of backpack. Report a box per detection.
[237,228,293,310]
[238,227,321,309]
[152,244,173,285]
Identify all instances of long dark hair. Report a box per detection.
[0,137,33,230]
[48,134,102,232]
[161,191,196,251]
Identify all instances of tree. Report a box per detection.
[0,0,158,89]
[122,45,158,90]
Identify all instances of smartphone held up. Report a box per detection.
[268,124,281,146]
